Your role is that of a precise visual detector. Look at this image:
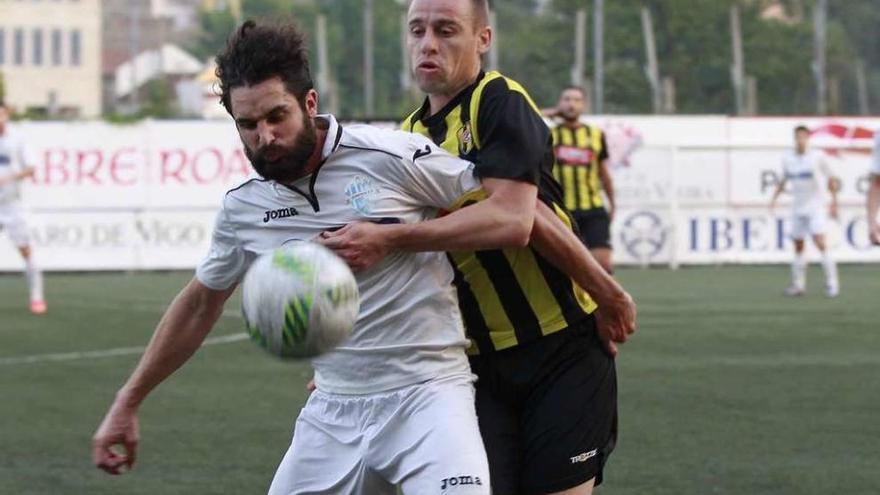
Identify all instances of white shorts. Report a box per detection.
[268,373,490,495]
[0,204,30,248]
[790,211,826,240]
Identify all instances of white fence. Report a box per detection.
[1,116,878,271]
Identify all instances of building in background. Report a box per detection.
[0,0,102,118]
[102,0,208,115]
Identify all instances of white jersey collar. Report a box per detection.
[318,114,343,161]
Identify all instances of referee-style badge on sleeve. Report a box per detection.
[344,175,381,216]
[457,122,474,156]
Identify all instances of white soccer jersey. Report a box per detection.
[0,129,27,205]
[781,149,833,215]
[197,114,481,394]
[871,131,880,176]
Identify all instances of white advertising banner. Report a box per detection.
[601,116,880,265]
[1,117,878,271]
[0,120,248,271]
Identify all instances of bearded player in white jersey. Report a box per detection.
[770,125,840,297]
[0,102,46,314]
[92,21,493,494]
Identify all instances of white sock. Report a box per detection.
[820,251,838,290]
[791,253,806,290]
[24,258,44,303]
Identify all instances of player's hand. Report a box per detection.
[92,402,140,475]
[829,203,839,220]
[306,378,316,393]
[317,222,390,272]
[594,289,636,351]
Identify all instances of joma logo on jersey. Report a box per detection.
[570,449,598,464]
[440,475,483,491]
[263,207,299,223]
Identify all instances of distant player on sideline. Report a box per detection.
[92,20,492,494]
[0,103,46,314]
[544,86,616,273]
[770,125,840,297]
[867,129,880,245]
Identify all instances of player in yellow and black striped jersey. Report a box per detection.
[402,70,597,355]
[322,1,637,493]
[547,85,616,273]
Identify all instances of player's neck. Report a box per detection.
[562,118,581,129]
[426,73,481,117]
[796,146,807,155]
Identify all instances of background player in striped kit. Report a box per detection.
[544,86,616,274]
[0,102,46,315]
[769,125,840,297]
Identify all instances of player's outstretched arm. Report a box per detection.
[530,201,636,356]
[769,177,787,212]
[92,278,236,475]
[320,178,537,271]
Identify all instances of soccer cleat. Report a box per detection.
[30,300,47,315]
[784,286,805,297]
[825,285,839,298]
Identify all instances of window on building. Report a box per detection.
[14,29,25,66]
[32,29,43,66]
[70,29,81,66]
[51,29,62,65]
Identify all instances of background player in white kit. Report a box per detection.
[769,125,839,297]
[93,21,491,494]
[0,102,46,314]
[867,129,880,245]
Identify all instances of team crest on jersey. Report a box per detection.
[344,175,381,216]
[457,122,474,155]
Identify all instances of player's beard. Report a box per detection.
[560,107,581,123]
[245,114,317,184]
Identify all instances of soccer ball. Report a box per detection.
[241,243,360,359]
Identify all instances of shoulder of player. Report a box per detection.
[337,124,437,164]
[223,177,272,206]
[475,73,530,108]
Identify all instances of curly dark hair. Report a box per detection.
[215,19,314,115]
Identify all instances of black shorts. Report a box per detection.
[573,209,612,250]
[469,319,618,495]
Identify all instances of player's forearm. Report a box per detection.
[115,280,228,409]
[769,184,785,205]
[530,201,627,304]
[868,176,880,219]
[385,197,533,252]
[599,162,615,209]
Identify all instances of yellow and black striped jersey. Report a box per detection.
[551,123,609,212]
[402,71,597,354]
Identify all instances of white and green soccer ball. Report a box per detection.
[241,243,360,359]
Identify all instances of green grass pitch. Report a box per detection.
[1,265,877,494]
